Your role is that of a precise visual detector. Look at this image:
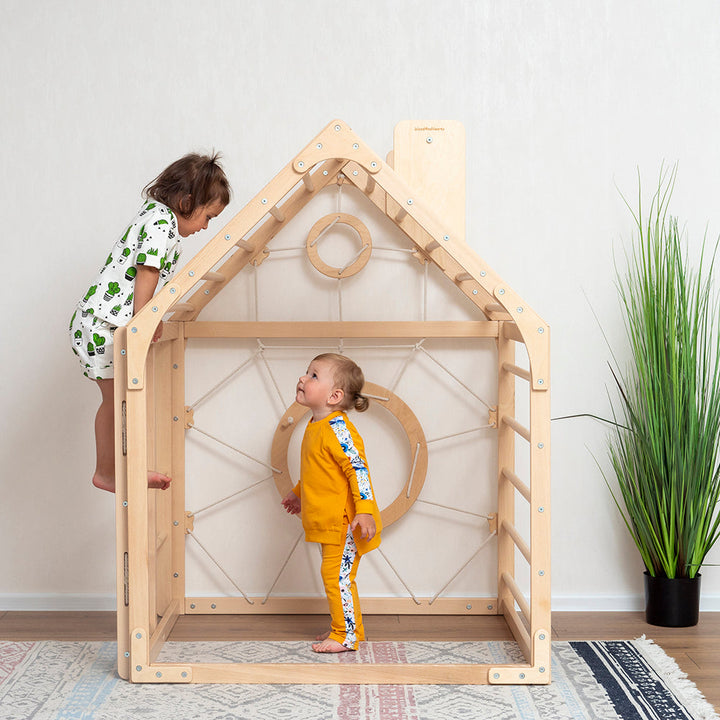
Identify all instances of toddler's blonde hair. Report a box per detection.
[314,353,369,412]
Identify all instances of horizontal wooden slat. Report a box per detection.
[183,321,499,339]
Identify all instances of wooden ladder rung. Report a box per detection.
[201,271,225,282]
[269,205,285,222]
[235,239,254,252]
[302,172,315,192]
[455,272,473,282]
[170,303,195,313]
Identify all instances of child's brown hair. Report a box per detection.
[143,152,231,218]
[314,353,369,413]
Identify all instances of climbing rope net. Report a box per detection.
[181,179,500,609]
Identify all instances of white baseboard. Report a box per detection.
[0,594,116,611]
[2,593,719,612]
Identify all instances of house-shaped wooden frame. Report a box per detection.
[114,119,551,685]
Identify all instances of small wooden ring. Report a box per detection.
[271,382,427,529]
[306,213,372,279]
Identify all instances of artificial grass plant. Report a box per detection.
[608,166,720,579]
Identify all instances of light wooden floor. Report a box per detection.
[1,611,717,708]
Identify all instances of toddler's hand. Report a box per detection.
[282,490,301,515]
[350,513,376,540]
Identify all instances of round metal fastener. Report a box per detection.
[323,170,329,176]
[156,672,162,678]
[132,378,138,385]
[443,235,450,241]
[121,349,126,355]
[152,306,158,312]
[124,651,130,657]
[371,161,378,168]
[174,573,179,578]
[407,199,413,205]
[539,570,545,576]
[519,673,526,679]
[466,604,472,610]
[426,137,433,143]
[540,666,546,673]
[173,364,178,369]
[123,501,128,507]
[298,161,305,168]
[538,442,545,449]
[516,307,523,313]
[539,634,546,640]
[136,633,142,639]
[316,143,323,149]
[498,288,505,295]
[353,143,359,149]
[225,234,231,240]
[181,672,188,678]
[190,604,196,609]
[538,379,544,385]
[493,673,500,679]
[170,288,176,294]
[334,125,341,131]
[188,271,195,277]
[473,289,478,295]
[211,604,217,609]
[136,665,142,672]
[131,327,137,333]
[538,327,545,333]
[174,521,179,526]
[538,506,545,512]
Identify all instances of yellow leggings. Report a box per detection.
[320,522,364,650]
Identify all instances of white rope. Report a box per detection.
[376,548,421,605]
[191,474,273,517]
[190,426,280,473]
[423,261,428,321]
[261,530,305,604]
[337,278,343,321]
[187,530,254,604]
[253,264,259,322]
[189,351,260,411]
[426,425,493,444]
[311,216,340,247]
[257,342,286,412]
[406,442,421,498]
[372,245,417,254]
[416,498,492,520]
[339,243,369,274]
[389,340,424,393]
[428,530,497,605]
[418,345,494,411]
[363,392,390,402]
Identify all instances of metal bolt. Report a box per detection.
[493,673,500,679]
[539,570,545,576]
[334,125,341,131]
[498,288,505,295]
[188,271,195,277]
[538,327,545,334]
[323,170,329,176]
[174,521,179,526]
[190,604,196,609]
[538,379,544,385]
[124,651,130,657]
[204,290,209,295]
[136,633,142,639]
[538,506,545,513]
[371,161,378,168]
[466,604,472,610]
[211,603,217,609]
[353,143,359,150]
[519,673,526,679]
[516,307,523,313]
[472,289,478,295]
[152,306,158,312]
[443,235,450,241]
[131,327,137,333]
[121,349,126,355]
[156,672,162,678]
[225,234,231,240]
[173,364,178,369]
[538,442,544,449]
[132,378,138,385]
[298,161,305,168]
[316,143,323,149]
[487,604,494,610]
[540,666,546,673]
[539,634,546,640]
[261,198,268,204]
[123,501,128,507]
[174,573,179,578]
[181,672,188,678]
[136,665,142,672]
[426,137,433,143]
[407,199,413,205]
[353,170,358,176]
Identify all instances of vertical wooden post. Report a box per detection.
[170,326,187,611]
[496,322,516,619]
[529,361,551,668]
[114,327,130,680]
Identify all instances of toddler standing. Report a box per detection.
[282,353,382,653]
[69,153,231,492]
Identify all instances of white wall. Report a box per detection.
[1,0,719,611]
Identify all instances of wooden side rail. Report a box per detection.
[501,415,531,442]
[502,520,530,564]
[501,468,531,502]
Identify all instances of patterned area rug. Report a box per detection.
[0,638,717,719]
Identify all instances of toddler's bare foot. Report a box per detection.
[312,638,353,653]
[315,630,330,641]
[148,471,172,490]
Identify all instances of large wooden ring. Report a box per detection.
[306,213,372,278]
[271,382,427,528]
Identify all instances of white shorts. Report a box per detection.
[69,308,118,380]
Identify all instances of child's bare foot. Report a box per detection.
[92,472,116,493]
[315,630,330,641]
[312,638,353,653]
[92,471,171,493]
[148,471,172,490]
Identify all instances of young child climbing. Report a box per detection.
[69,153,231,493]
[281,353,382,653]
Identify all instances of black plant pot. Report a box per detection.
[644,571,701,627]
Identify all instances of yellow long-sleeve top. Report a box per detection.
[292,410,382,555]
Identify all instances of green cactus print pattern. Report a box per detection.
[76,200,182,327]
